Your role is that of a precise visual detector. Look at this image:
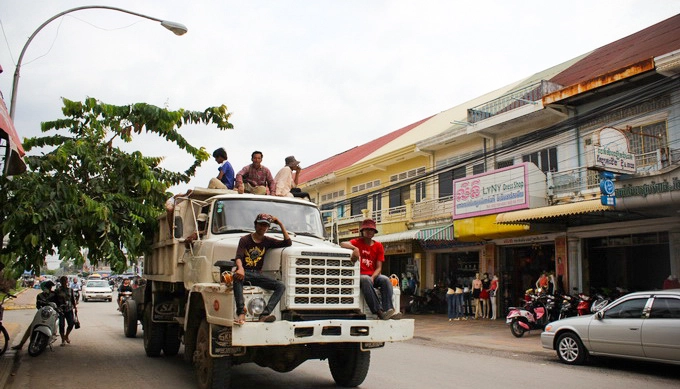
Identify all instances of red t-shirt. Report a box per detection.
[350,238,385,276]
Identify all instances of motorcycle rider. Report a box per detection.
[70,277,81,303]
[11,281,57,350]
[117,278,133,310]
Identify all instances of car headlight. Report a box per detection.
[247,297,267,315]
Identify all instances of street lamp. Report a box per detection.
[9,5,188,119]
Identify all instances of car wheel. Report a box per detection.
[556,332,588,365]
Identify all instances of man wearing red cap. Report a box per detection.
[341,219,401,320]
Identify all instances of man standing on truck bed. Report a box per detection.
[235,150,276,195]
[233,213,292,324]
[341,219,402,320]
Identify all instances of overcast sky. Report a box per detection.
[2,1,679,196]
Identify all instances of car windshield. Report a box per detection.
[211,198,325,238]
[87,281,108,288]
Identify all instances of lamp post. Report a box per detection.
[9,5,188,119]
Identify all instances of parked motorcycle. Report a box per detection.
[27,302,60,357]
[507,292,557,338]
[408,287,446,314]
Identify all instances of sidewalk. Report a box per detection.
[0,290,550,388]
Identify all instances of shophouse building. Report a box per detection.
[298,14,680,314]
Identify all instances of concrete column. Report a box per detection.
[567,236,582,292]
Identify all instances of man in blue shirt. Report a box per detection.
[212,147,234,189]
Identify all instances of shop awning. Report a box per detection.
[375,229,422,243]
[495,200,614,224]
[417,224,453,241]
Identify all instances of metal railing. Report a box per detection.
[467,80,563,124]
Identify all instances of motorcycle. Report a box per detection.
[408,287,446,314]
[118,291,133,314]
[506,292,557,338]
[27,302,60,357]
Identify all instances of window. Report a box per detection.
[472,162,485,175]
[496,159,514,169]
[522,147,557,173]
[389,184,410,209]
[438,166,465,199]
[649,297,680,319]
[603,298,648,319]
[351,196,367,216]
[415,182,426,202]
[628,120,667,156]
[371,193,382,222]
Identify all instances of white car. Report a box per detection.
[82,279,113,302]
[541,290,680,366]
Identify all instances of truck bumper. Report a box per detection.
[229,318,414,346]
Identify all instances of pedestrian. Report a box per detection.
[274,155,310,200]
[340,219,402,320]
[235,151,276,195]
[233,213,291,325]
[209,147,235,190]
[54,276,78,346]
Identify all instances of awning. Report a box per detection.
[496,200,614,224]
[417,224,453,241]
[375,229,421,243]
[0,91,26,175]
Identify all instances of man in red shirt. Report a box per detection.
[341,219,401,320]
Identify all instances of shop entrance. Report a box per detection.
[584,232,670,292]
[499,243,555,314]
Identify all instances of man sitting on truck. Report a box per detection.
[233,213,292,324]
[340,219,402,320]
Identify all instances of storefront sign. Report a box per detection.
[383,242,412,255]
[452,162,546,219]
[586,127,636,174]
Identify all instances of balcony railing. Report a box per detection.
[467,80,563,124]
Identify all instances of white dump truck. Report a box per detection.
[123,188,414,389]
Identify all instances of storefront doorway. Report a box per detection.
[499,243,555,314]
[584,232,670,292]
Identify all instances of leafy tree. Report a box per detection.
[0,97,232,274]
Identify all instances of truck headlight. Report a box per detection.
[247,298,266,315]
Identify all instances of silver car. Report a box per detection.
[541,289,680,365]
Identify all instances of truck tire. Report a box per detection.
[328,343,370,387]
[163,323,181,356]
[143,305,165,357]
[123,300,138,338]
[194,319,232,389]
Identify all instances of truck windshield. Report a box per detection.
[211,199,325,238]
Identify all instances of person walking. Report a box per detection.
[54,276,77,346]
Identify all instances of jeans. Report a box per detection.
[360,274,393,314]
[447,294,455,319]
[59,309,75,335]
[454,293,464,318]
[234,270,285,316]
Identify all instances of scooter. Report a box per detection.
[27,302,60,357]
[506,293,556,338]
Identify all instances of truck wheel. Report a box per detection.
[123,300,138,338]
[194,319,231,389]
[163,324,181,356]
[143,305,165,357]
[328,343,370,387]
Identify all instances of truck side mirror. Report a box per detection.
[174,216,183,239]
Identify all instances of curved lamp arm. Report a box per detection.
[9,5,188,119]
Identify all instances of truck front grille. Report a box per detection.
[285,255,358,308]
